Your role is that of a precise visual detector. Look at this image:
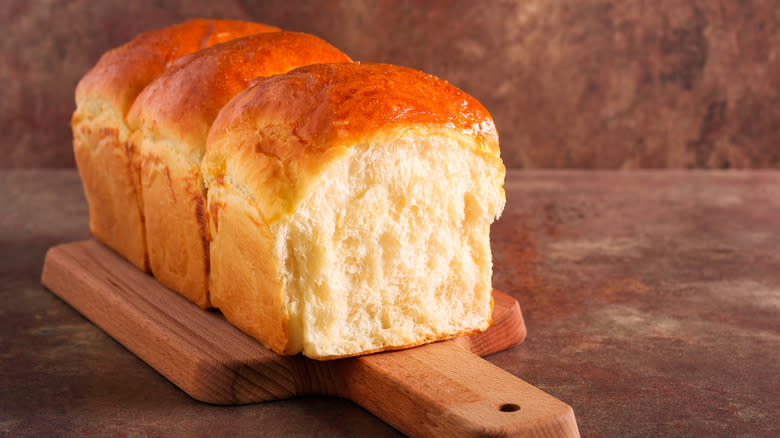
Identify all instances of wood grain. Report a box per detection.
[340,343,579,437]
[41,239,578,437]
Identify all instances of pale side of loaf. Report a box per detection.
[125,32,351,308]
[202,63,506,359]
[71,19,279,271]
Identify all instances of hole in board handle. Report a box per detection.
[499,403,521,412]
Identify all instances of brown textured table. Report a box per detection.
[1,169,778,437]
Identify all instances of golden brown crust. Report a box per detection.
[127,32,352,159]
[204,62,501,223]
[72,19,278,271]
[208,62,499,161]
[76,19,280,117]
[128,31,351,309]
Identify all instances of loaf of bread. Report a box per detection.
[125,32,351,308]
[202,63,506,359]
[71,19,279,271]
[73,21,505,360]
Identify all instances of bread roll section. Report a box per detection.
[203,63,506,359]
[71,19,279,271]
[125,32,350,308]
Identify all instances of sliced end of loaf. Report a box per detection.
[208,128,504,359]
[277,131,504,359]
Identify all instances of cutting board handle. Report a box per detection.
[336,341,579,437]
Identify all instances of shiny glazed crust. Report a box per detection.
[126,32,351,308]
[203,63,504,359]
[71,19,279,270]
[204,62,501,222]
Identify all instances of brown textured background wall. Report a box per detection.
[2,0,778,169]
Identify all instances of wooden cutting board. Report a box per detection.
[41,240,579,437]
